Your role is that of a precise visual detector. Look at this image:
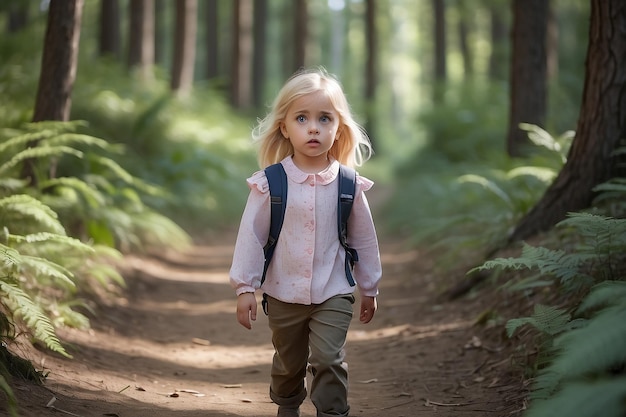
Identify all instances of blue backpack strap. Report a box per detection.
[338,165,358,286]
[262,163,287,286]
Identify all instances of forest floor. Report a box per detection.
[3,186,532,417]
[4,228,531,417]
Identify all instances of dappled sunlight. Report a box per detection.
[349,320,472,343]
[58,326,274,372]
[124,255,231,284]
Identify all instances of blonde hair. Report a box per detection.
[253,67,372,169]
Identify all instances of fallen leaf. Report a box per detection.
[357,378,378,384]
[192,337,211,346]
[222,384,243,388]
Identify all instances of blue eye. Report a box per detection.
[297,115,306,123]
[320,115,331,123]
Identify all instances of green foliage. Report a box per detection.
[474,211,626,417]
[70,61,257,233]
[386,124,571,269]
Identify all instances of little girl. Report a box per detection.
[229,67,382,417]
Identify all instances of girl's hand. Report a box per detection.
[236,292,257,329]
[359,296,377,324]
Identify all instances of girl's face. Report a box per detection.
[280,90,341,172]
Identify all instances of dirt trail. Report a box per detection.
[6,231,527,417]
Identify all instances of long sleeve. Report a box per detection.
[348,179,382,297]
[229,171,271,295]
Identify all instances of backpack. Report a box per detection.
[261,162,359,288]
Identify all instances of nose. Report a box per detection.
[309,123,319,134]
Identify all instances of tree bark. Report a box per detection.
[7,2,30,33]
[252,0,268,107]
[506,0,548,157]
[293,0,308,72]
[509,0,626,242]
[33,0,84,122]
[206,0,220,80]
[99,0,121,59]
[457,1,473,77]
[364,0,377,146]
[488,3,508,81]
[170,0,197,96]
[432,0,446,103]
[127,0,155,81]
[230,0,253,108]
[27,0,84,185]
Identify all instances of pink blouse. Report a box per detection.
[229,156,382,305]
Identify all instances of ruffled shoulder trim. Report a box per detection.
[356,174,374,192]
[246,170,269,193]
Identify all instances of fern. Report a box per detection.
[0,282,69,357]
[506,304,572,338]
[527,376,626,417]
[576,281,626,314]
[549,306,626,380]
[39,177,107,208]
[0,195,66,235]
[0,145,83,176]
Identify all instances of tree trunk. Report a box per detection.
[27,0,84,186]
[457,1,473,77]
[206,0,220,81]
[170,0,197,96]
[99,0,121,58]
[509,0,626,242]
[293,0,308,72]
[7,2,30,33]
[488,3,508,81]
[432,0,446,103]
[364,0,377,146]
[252,0,267,107]
[154,0,167,66]
[506,0,548,157]
[33,0,84,123]
[127,0,155,81]
[230,0,253,108]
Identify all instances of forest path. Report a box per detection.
[9,228,526,417]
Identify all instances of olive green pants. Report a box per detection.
[266,294,354,417]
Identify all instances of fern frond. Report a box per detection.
[593,177,626,194]
[0,195,66,235]
[558,213,626,249]
[22,120,88,133]
[91,155,165,196]
[0,145,83,176]
[19,256,76,288]
[549,306,626,380]
[506,304,571,337]
[43,133,109,150]
[0,282,69,357]
[91,155,134,184]
[0,177,29,193]
[506,166,557,184]
[526,376,626,417]
[49,300,91,329]
[0,244,21,271]
[39,177,106,208]
[457,174,514,209]
[0,130,58,155]
[577,281,626,315]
